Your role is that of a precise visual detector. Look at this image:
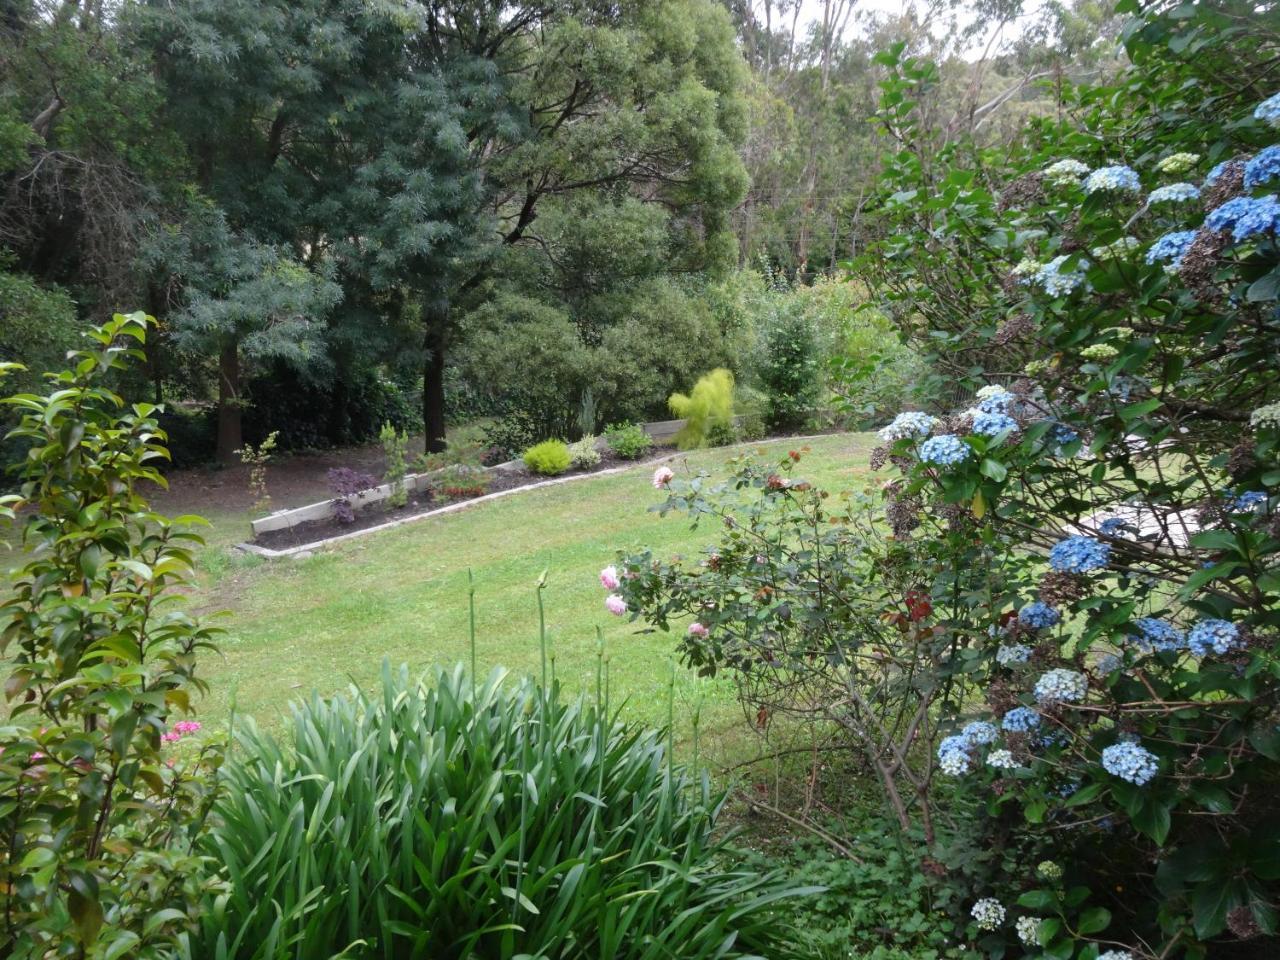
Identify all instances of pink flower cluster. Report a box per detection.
[162,720,202,744]
[598,563,628,616]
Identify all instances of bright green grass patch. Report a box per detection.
[192,433,878,765]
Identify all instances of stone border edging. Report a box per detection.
[234,432,835,559]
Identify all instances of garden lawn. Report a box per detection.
[190,432,878,767]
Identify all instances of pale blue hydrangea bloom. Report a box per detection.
[1101,741,1159,785]
[878,411,938,442]
[1095,653,1122,675]
[1035,255,1088,296]
[1084,165,1140,193]
[996,643,1032,666]
[962,720,999,745]
[1049,536,1110,573]
[1034,668,1088,704]
[1187,619,1240,657]
[1145,230,1197,269]
[1130,617,1185,653]
[1148,182,1199,204]
[1244,145,1280,189]
[1228,490,1267,512]
[1018,601,1060,630]
[972,411,1018,436]
[1256,92,1280,128]
[975,388,1015,416]
[1002,707,1041,732]
[919,434,971,466]
[937,734,973,775]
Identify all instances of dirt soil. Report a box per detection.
[249,450,633,551]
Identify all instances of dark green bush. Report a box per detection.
[190,664,812,960]
[603,421,655,460]
[757,311,819,430]
[523,438,572,475]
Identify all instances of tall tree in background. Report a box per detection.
[142,0,748,453]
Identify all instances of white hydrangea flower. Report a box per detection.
[1250,401,1280,430]
[1044,159,1089,185]
[971,897,1006,930]
[1016,916,1045,946]
[878,411,939,442]
[1154,152,1200,175]
[987,749,1021,770]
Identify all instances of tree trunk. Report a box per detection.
[422,301,449,454]
[216,340,242,464]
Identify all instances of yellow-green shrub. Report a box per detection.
[523,439,572,475]
[668,368,735,450]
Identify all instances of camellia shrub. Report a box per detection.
[189,663,814,960]
[0,313,223,957]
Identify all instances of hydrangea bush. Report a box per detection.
[617,4,1280,956]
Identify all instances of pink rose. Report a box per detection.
[599,565,621,590]
[687,622,709,637]
[652,466,675,488]
[605,594,627,616]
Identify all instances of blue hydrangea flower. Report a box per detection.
[1047,422,1078,449]
[1229,490,1267,512]
[1101,741,1159,785]
[1187,619,1240,657]
[937,734,973,775]
[919,434,971,467]
[1244,145,1280,189]
[1099,517,1129,537]
[1147,183,1199,204]
[962,720,999,745]
[1035,255,1088,297]
[1145,230,1197,269]
[996,643,1032,666]
[975,386,1015,414]
[1095,653,1122,675]
[972,411,1018,437]
[1034,668,1088,704]
[1018,601,1061,630]
[1130,617,1185,653]
[1084,165,1141,194]
[1206,195,1279,238]
[879,411,938,442]
[1227,194,1280,242]
[1049,536,1111,574]
[1002,707,1042,733]
[1205,160,1233,187]
[1257,93,1280,129]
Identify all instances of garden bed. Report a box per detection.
[247,450,633,553]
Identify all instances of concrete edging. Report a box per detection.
[234,431,835,559]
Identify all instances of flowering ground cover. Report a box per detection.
[180,432,877,761]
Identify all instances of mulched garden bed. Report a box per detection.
[252,450,634,550]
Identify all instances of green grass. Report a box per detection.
[188,433,878,766]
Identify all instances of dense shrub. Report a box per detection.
[568,434,602,468]
[190,664,812,960]
[669,368,736,450]
[603,421,654,460]
[757,309,819,430]
[0,313,222,956]
[523,439,572,475]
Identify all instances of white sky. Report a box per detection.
[790,0,1044,59]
